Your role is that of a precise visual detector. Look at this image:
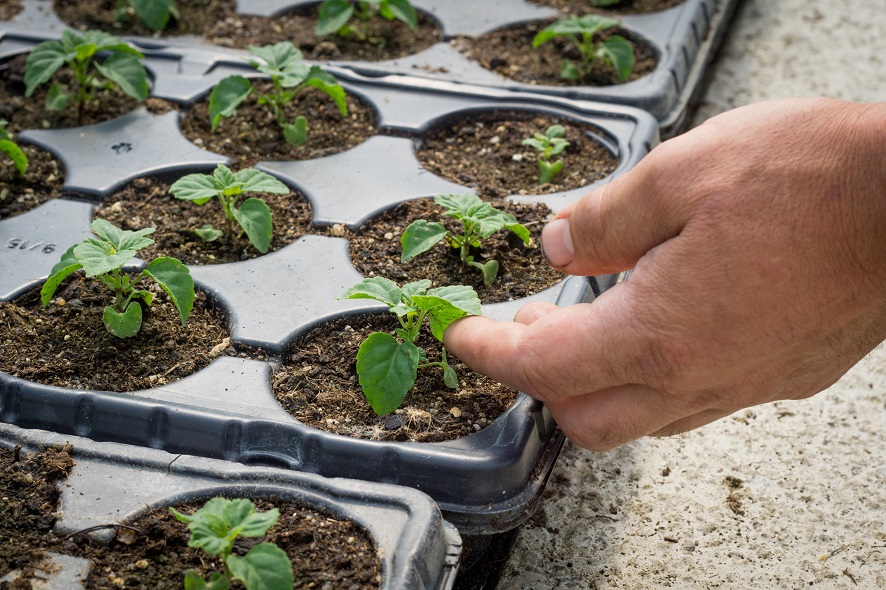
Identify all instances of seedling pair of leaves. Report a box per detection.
[533,15,635,82]
[41,219,194,338]
[170,497,294,590]
[24,30,149,126]
[116,0,179,31]
[340,277,481,415]
[0,120,27,177]
[169,165,290,254]
[523,125,570,184]
[400,194,531,287]
[316,0,418,42]
[209,42,347,149]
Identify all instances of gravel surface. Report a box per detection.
[498,0,886,587]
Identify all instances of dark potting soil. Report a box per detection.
[179,83,378,168]
[0,145,65,221]
[416,112,619,199]
[53,0,236,37]
[0,275,231,392]
[348,198,565,303]
[530,0,686,15]
[0,443,74,582]
[273,313,519,442]
[454,22,658,87]
[0,0,22,21]
[205,6,443,61]
[0,54,147,132]
[66,497,381,590]
[93,176,313,265]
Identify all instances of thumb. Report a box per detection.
[541,138,696,276]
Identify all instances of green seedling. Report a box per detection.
[0,120,28,177]
[208,41,347,148]
[168,164,290,254]
[339,277,481,415]
[24,29,149,126]
[522,125,570,184]
[532,15,635,82]
[170,497,294,590]
[40,219,194,338]
[400,194,531,287]
[315,0,418,42]
[115,0,180,31]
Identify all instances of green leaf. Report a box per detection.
[599,35,635,81]
[400,279,432,299]
[208,76,253,131]
[505,222,532,245]
[213,164,237,188]
[24,40,68,96]
[94,53,149,102]
[103,301,143,338]
[315,0,354,36]
[48,245,80,276]
[560,60,580,80]
[0,139,28,176]
[470,259,500,287]
[81,30,143,56]
[45,83,69,111]
[177,498,236,557]
[356,332,420,415]
[441,349,458,389]
[144,256,194,325]
[303,68,348,116]
[533,14,621,47]
[235,169,290,194]
[282,116,308,148]
[339,276,402,307]
[386,0,419,31]
[425,285,483,316]
[227,543,293,590]
[73,238,136,277]
[130,0,174,31]
[169,172,222,201]
[40,252,83,306]
[538,158,563,184]
[130,289,154,306]
[232,198,273,253]
[434,193,483,217]
[91,218,155,251]
[400,220,447,263]
[195,224,224,242]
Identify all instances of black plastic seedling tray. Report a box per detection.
[2,0,741,135]
[0,422,462,589]
[0,25,656,576]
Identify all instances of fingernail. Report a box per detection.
[541,218,574,268]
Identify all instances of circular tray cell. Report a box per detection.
[0,52,158,133]
[66,494,381,590]
[92,173,313,265]
[0,275,231,392]
[348,197,564,303]
[0,145,65,221]
[0,1,23,21]
[415,109,619,199]
[205,3,444,61]
[454,19,658,87]
[52,0,236,37]
[273,312,519,442]
[530,0,687,15]
[180,82,379,168]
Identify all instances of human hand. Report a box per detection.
[444,98,886,451]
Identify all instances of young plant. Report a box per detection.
[170,497,294,590]
[24,30,149,126]
[400,194,531,287]
[0,120,28,177]
[168,164,290,254]
[208,41,347,148]
[40,219,194,338]
[522,125,570,184]
[315,0,418,41]
[339,277,481,415]
[116,0,180,31]
[532,15,635,82]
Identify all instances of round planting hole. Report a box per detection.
[0,145,65,221]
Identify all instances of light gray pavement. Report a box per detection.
[498,0,886,588]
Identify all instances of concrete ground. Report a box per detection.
[497,0,886,588]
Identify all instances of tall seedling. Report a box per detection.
[315,0,418,41]
[532,15,635,82]
[116,0,180,31]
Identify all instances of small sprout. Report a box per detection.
[0,120,28,176]
[400,194,531,287]
[168,164,290,254]
[532,15,635,82]
[339,277,481,415]
[115,0,180,31]
[170,497,294,590]
[24,29,149,126]
[315,0,418,43]
[522,125,570,184]
[208,41,347,148]
[40,219,194,338]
